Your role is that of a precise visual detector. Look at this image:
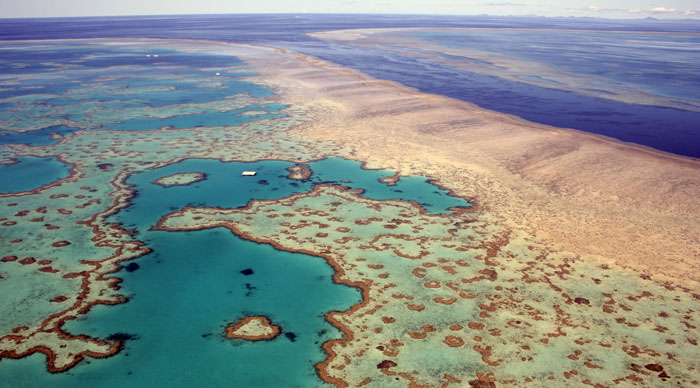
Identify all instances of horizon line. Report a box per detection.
[0,12,699,22]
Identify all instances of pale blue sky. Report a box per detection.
[0,0,698,19]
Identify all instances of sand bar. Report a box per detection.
[229,40,700,287]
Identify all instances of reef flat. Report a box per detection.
[156,184,699,386]
[0,38,699,387]
[151,172,206,187]
[0,39,346,378]
[225,316,281,341]
[240,39,700,386]
[242,42,700,286]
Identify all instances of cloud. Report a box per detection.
[649,7,676,13]
[633,6,699,16]
[569,5,627,13]
[481,2,525,6]
[563,3,697,17]
[580,6,700,17]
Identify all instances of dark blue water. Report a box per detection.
[0,126,76,146]
[417,30,700,101]
[0,46,279,145]
[0,14,698,157]
[293,43,700,157]
[0,46,248,74]
[1,14,698,42]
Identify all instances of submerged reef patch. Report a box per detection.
[152,172,206,187]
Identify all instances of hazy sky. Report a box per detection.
[0,0,698,19]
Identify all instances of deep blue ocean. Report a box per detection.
[1,14,698,157]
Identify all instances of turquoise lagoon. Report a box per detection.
[0,156,72,194]
[0,157,470,387]
[0,40,471,387]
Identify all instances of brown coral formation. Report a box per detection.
[245,43,700,287]
[286,163,312,180]
[0,171,152,372]
[154,183,700,387]
[224,316,281,341]
[1,39,699,388]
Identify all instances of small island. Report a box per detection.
[152,172,206,187]
[224,316,281,341]
[286,164,312,180]
[378,173,400,186]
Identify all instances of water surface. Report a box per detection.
[0,156,71,194]
[0,156,469,387]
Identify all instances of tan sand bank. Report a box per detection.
[236,43,700,288]
[152,172,206,187]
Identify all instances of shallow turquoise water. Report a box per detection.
[307,157,471,214]
[0,156,72,194]
[0,157,470,387]
[62,229,352,388]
